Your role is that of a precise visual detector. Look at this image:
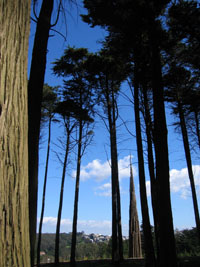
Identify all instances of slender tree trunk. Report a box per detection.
[111,89,123,262]
[105,81,123,263]
[193,109,200,149]
[142,88,160,259]
[55,130,70,265]
[0,1,31,266]
[28,1,54,265]
[37,116,52,266]
[133,67,156,267]
[177,100,200,244]
[150,18,177,267]
[129,162,142,258]
[70,121,83,266]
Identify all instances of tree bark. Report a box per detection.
[37,116,52,266]
[133,68,156,267]
[177,99,200,244]
[28,1,54,265]
[0,0,31,266]
[150,18,177,267]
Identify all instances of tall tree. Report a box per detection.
[0,0,31,266]
[53,47,95,265]
[129,158,142,258]
[54,100,77,265]
[37,84,58,266]
[28,1,55,264]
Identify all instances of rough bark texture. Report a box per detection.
[129,163,142,258]
[0,0,31,266]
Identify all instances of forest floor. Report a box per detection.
[37,257,200,267]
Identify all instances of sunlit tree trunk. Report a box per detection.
[0,0,31,266]
[28,1,54,264]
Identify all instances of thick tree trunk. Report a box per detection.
[129,163,142,258]
[133,69,156,267]
[0,0,31,266]
[37,116,52,266]
[70,121,83,266]
[178,100,200,244]
[55,128,70,265]
[150,18,177,267]
[28,1,54,265]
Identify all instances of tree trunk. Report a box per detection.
[0,0,31,266]
[37,116,52,266]
[133,68,156,267]
[70,121,83,266]
[193,109,200,149]
[105,81,123,263]
[142,88,160,260]
[55,128,70,265]
[129,162,142,258]
[28,1,54,265]
[150,18,177,267]
[177,99,200,244]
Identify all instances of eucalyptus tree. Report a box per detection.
[53,47,95,266]
[37,84,59,266]
[0,1,31,266]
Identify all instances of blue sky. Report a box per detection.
[28,0,200,236]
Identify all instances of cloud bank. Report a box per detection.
[146,165,200,199]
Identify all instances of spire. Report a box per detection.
[129,155,142,258]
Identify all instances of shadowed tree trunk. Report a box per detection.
[0,0,31,266]
[28,1,54,265]
[150,18,177,267]
[106,81,123,263]
[129,160,142,258]
[55,122,72,265]
[37,116,52,266]
[177,98,200,244]
[133,65,156,267]
[70,121,83,266]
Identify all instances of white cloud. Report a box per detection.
[72,155,137,182]
[95,183,112,197]
[170,165,200,198]
[145,165,200,199]
[37,217,113,235]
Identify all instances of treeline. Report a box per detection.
[37,228,200,263]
